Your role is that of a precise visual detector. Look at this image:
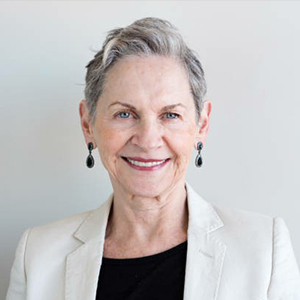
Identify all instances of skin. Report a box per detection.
[79,55,211,258]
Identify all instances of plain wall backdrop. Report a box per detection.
[1,1,300,297]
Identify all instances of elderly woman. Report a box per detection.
[6,17,300,300]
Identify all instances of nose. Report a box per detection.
[131,118,164,151]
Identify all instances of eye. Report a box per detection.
[115,111,131,119]
[165,112,180,119]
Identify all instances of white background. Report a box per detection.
[1,1,300,297]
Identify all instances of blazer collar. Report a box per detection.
[65,181,226,300]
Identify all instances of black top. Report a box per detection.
[96,240,188,300]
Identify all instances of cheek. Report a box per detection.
[94,126,125,166]
[167,123,196,151]
[96,122,124,149]
[169,138,194,166]
[167,117,196,134]
[167,126,195,168]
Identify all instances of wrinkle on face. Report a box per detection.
[91,55,200,200]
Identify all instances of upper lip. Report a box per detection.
[123,157,170,162]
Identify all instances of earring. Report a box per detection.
[195,142,203,168]
[86,142,95,168]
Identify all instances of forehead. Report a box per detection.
[101,55,192,104]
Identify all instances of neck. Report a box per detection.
[105,180,189,246]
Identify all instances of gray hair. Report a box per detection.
[84,17,207,125]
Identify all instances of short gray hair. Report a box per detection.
[84,17,207,125]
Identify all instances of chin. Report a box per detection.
[123,179,170,198]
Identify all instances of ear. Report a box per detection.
[194,100,212,150]
[79,100,96,148]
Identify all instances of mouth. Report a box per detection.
[121,156,171,170]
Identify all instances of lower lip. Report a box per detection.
[122,157,170,171]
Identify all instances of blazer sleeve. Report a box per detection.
[6,228,31,300]
[267,217,300,300]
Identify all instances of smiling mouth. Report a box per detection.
[121,157,170,167]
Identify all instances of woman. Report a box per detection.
[6,17,300,300]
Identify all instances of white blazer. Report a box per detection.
[6,182,300,300]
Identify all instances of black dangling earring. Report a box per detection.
[195,142,203,168]
[86,142,95,168]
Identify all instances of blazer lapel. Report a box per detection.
[183,182,227,300]
[65,193,114,300]
[64,182,226,300]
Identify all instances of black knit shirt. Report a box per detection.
[96,240,188,300]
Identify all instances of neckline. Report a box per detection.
[102,239,187,265]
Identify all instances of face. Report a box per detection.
[80,55,211,198]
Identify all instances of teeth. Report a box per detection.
[126,158,167,167]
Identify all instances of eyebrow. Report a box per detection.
[108,101,187,111]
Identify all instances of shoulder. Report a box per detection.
[9,208,99,282]
[211,203,275,246]
[186,181,274,236]
[24,209,95,253]
[30,209,92,236]
[213,203,274,228]
[211,203,300,295]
